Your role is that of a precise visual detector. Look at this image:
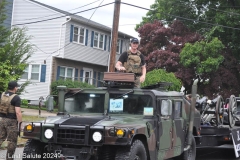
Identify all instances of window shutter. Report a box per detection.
[56,66,60,80]
[70,25,74,42]
[75,68,78,81]
[80,69,84,82]
[108,36,111,51]
[97,72,101,87]
[104,35,107,50]
[120,39,123,54]
[93,71,96,86]
[40,65,46,82]
[85,29,88,46]
[91,31,94,47]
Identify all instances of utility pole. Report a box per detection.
[109,0,121,72]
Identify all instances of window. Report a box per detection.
[59,67,74,80]
[174,101,182,118]
[94,32,104,49]
[73,26,85,44]
[21,64,41,81]
[117,39,121,53]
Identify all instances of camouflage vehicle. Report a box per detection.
[21,72,201,160]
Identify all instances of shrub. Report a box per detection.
[141,69,182,91]
[50,79,95,95]
[21,99,28,106]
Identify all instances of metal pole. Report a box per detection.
[57,86,67,113]
[109,0,121,72]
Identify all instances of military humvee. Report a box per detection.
[21,72,201,160]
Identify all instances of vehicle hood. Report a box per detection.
[45,115,148,128]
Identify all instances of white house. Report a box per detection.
[11,0,132,104]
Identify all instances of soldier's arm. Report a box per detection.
[15,107,22,123]
[115,61,125,71]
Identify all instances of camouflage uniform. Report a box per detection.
[0,92,19,160]
[0,118,18,160]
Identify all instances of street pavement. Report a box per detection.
[0,146,239,160]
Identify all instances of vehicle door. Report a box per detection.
[172,99,185,154]
[157,98,173,159]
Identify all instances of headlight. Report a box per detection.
[44,129,53,139]
[92,131,102,142]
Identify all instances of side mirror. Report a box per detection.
[161,100,172,116]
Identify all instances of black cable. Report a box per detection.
[12,2,115,26]
[44,42,71,60]
[87,0,105,23]
[18,0,102,21]
[121,2,240,31]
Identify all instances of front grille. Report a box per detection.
[57,129,85,144]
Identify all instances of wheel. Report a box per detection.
[174,134,196,160]
[228,95,237,128]
[22,139,45,160]
[115,139,147,160]
[215,95,224,125]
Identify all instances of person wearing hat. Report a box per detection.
[115,38,146,88]
[0,81,22,160]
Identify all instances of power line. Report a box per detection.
[18,23,138,30]
[121,2,240,31]
[88,0,105,23]
[17,0,102,21]
[44,42,71,60]
[12,2,115,26]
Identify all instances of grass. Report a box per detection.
[0,115,46,149]
[21,105,58,112]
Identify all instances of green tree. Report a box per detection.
[141,69,182,91]
[0,0,10,45]
[137,0,240,59]
[0,0,34,93]
[180,38,224,74]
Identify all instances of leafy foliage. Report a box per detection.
[141,69,182,91]
[50,79,95,95]
[137,19,240,99]
[0,0,10,46]
[0,1,34,94]
[180,38,224,74]
[21,99,29,106]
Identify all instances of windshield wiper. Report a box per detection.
[114,89,134,99]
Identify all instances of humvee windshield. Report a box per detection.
[65,92,153,115]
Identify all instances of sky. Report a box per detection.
[35,0,156,38]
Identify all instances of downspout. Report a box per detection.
[184,79,198,151]
[56,16,72,58]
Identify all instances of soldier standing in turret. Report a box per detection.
[115,38,146,88]
[0,81,22,160]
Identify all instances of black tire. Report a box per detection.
[174,134,196,160]
[22,139,45,160]
[115,139,147,160]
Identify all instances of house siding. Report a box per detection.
[64,21,130,66]
[12,0,67,101]
[2,0,13,28]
